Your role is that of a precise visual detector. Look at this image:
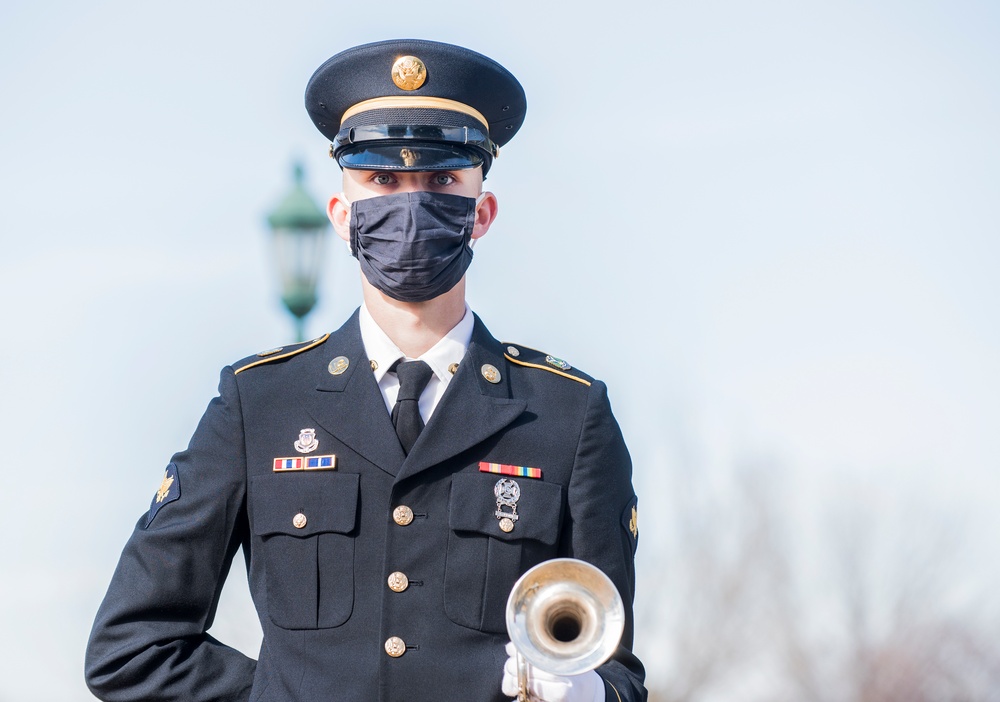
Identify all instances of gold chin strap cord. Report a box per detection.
[340,96,491,130]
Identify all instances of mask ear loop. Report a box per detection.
[339,194,354,254]
[469,193,487,250]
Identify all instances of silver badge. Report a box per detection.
[328,356,350,375]
[481,363,501,384]
[494,478,520,533]
[294,428,319,454]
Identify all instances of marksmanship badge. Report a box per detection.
[494,478,521,533]
[294,428,319,454]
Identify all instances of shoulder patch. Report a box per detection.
[501,343,592,386]
[233,333,330,375]
[145,463,181,528]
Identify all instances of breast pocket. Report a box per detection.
[251,472,359,630]
[444,473,564,633]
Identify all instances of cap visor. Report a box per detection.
[338,143,484,171]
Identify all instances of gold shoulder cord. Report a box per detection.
[234,333,331,375]
[503,353,591,387]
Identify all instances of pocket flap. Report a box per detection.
[251,472,360,537]
[449,473,563,545]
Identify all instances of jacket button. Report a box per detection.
[292,513,307,529]
[384,636,406,658]
[393,505,414,526]
[387,571,409,592]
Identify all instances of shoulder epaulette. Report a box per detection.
[501,342,592,387]
[232,333,331,375]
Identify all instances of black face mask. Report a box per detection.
[349,191,478,303]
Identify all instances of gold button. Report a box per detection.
[384,636,406,658]
[387,571,409,592]
[448,362,459,374]
[393,505,414,526]
[506,346,520,357]
[292,513,307,529]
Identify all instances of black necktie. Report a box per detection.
[390,360,434,455]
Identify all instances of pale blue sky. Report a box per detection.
[1,1,998,698]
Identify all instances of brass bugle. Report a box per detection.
[505,558,625,701]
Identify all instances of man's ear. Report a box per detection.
[471,192,499,241]
[327,193,351,243]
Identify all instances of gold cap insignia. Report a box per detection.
[391,55,427,91]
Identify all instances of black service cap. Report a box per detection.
[305,39,526,174]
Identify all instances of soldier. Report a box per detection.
[86,39,645,702]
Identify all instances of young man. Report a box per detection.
[86,39,645,702]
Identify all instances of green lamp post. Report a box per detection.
[266,163,330,342]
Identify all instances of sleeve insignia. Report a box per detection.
[621,496,638,554]
[145,463,181,528]
[156,472,174,503]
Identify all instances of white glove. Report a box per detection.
[501,641,606,702]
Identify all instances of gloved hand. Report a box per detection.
[501,642,606,702]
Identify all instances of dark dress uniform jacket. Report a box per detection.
[86,311,646,702]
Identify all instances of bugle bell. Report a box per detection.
[505,558,625,701]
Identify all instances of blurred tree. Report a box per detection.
[640,460,1000,702]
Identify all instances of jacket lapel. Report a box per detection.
[306,310,407,476]
[395,316,527,483]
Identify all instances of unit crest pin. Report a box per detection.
[545,355,571,371]
[294,428,319,454]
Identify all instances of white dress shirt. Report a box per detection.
[358,303,474,424]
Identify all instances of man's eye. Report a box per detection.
[373,173,395,185]
[433,174,455,186]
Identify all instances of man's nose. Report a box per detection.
[394,174,427,193]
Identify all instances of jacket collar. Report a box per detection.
[306,310,526,480]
